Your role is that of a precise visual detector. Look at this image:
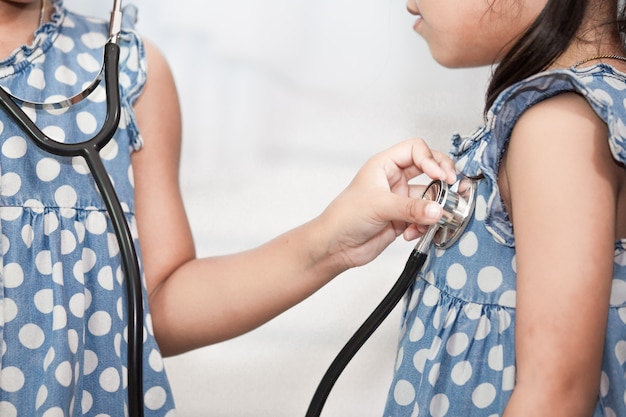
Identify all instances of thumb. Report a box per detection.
[385,194,443,225]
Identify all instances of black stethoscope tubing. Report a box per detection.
[0,41,145,417]
[305,249,428,417]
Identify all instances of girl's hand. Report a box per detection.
[316,138,456,270]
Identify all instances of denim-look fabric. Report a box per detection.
[0,2,176,416]
[383,65,626,416]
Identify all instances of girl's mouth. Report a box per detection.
[413,13,423,30]
[406,4,423,29]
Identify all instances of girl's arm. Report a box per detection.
[501,93,620,416]
[131,41,456,356]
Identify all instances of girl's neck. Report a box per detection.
[551,0,626,70]
[0,0,48,58]
[553,43,626,70]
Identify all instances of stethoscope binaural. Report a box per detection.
[305,175,480,417]
[0,2,146,417]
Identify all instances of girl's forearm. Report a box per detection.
[149,217,344,356]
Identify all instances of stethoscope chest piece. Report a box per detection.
[421,176,478,249]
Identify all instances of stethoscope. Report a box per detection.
[306,175,480,417]
[0,2,146,417]
[0,1,480,416]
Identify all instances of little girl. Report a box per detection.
[383,0,626,416]
[0,1,455,416]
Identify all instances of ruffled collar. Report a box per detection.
[0,0,65,78]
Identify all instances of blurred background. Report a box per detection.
[65,1,490,416]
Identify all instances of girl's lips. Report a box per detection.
[413,14,423,31]
[406,5,423,30]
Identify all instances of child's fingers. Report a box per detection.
[430,150,458,184]
[384,139,456,183]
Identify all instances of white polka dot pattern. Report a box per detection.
[384,67,626,415]
[0,3,174,416]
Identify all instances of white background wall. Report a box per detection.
[65,1,490,416]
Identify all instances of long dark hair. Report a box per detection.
[484,0,592,113]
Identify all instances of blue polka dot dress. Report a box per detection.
[383,66,626,416]
[0,2,176,416]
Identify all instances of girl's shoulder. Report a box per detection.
[487,64,626,163]
[488,64,626,129]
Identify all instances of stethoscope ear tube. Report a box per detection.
[305,249,428,417]
[0,42,145,417]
